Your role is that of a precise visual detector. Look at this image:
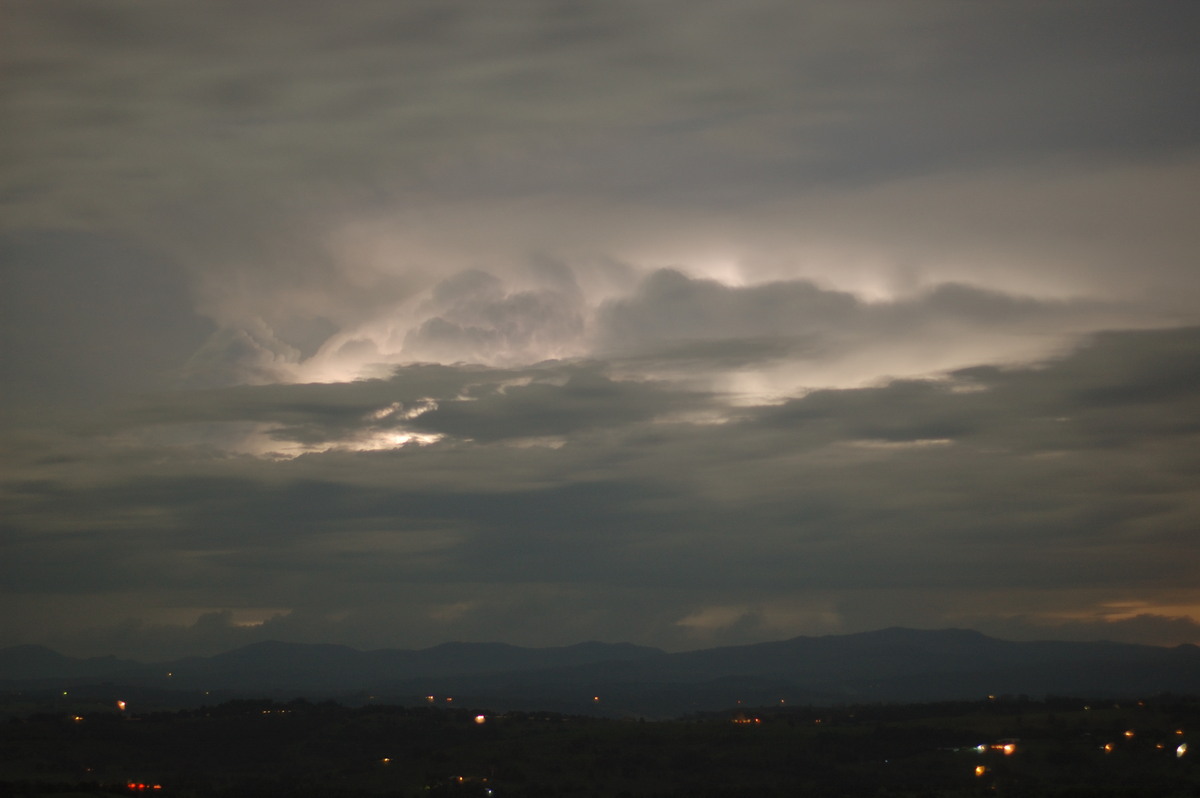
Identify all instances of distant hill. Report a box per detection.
[0,644,144,681]
[3,629,1198,716]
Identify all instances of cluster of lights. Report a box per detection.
[450,776,493,794]
[974,742,1016,756]
[125,783,162,791]
[1102,729,1188,758]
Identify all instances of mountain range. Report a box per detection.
[3,628,1198,717]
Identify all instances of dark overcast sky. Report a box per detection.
[3,0,1200,660]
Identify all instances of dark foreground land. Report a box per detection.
[2,693,1198,797]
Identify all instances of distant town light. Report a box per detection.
[1179,743,1189,758]
[1124,730,1135,738]
[975,765,986,777]
[116,700,127,711]
[474,715,487,724]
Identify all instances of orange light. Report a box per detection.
[116,700,127,711]
[1003,743,1016,756]
[474,715,486,724]
[1104,742,1114,753]
[381,757,391,764]
[975,765,986,777]
[1124,730,1135,738]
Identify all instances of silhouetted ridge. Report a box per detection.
[4,629,1198,715]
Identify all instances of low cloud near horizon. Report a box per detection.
[3,0,1199,659]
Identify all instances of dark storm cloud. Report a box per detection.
[7,0,1199,226]
[401,268,586,365]
[5,328,1200,653]
[4,0,1197,392]
[109,360,709,449]
[595,269,1120,362]
[407,366,709,442]
[0,231,212,408]
[4,1,1200,656]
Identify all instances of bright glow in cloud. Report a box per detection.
[4,0,1200,658]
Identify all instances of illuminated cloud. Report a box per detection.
[2,1,1199,657]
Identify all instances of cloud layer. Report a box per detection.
[3,0,1199,657]
[5,326,1200,656]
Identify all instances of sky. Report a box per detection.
[3,0,1200,661]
